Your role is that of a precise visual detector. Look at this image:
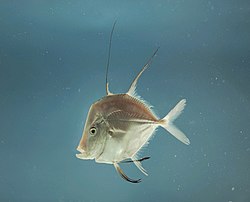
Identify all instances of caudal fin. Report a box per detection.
[160,99,190,145]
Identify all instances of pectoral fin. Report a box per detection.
[113,163,141,183]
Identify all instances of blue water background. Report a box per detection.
[0,1,250,201]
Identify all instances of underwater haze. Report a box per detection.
[0,0,250,201]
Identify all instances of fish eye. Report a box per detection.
[89,127,97,135]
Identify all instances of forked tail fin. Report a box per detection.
[160,99,190,145]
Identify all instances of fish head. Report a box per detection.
[76,102,108,160]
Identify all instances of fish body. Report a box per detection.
[76,62,190,182]
[76,23,190,183]
[77,93,158,163]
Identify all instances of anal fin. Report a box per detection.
[131,156,148,176]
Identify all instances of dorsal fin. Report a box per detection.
[106,82,112,95]
[105,21,117,95]
[127,47,160,96]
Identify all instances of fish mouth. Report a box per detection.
[75,136,106,160]
[76,144,104,160]
[76,152,90,159]
[76,145,86,153]
[76,146,93,160]
[76,152,94,160]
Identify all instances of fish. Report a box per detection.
[76,22,190,183]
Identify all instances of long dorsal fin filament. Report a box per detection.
[105,21,117,95]
[127,47,160,96]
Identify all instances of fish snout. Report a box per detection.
[76,145,86,153]
[76,139,94,160]
[77,132,88,153]
[76,143,90,159]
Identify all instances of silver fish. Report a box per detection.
[76,23,190,183]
